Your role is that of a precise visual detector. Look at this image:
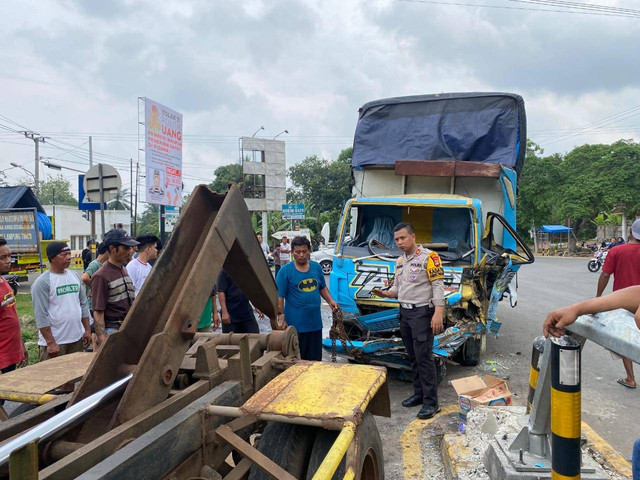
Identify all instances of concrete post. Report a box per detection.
[262,211,268,244]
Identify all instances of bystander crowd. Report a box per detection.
[0,238,28,373]
[31,242,91,361]
[217,269,260,333]
[91,229,138,346]
[81,242,109,315]
[127,235,159,295]
[279,235,291,266]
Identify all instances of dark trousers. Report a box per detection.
[298,330,322,361]
[399,306,438,407]
[222,318,260,334]
[274,264,281,278]
[1,364,16,374]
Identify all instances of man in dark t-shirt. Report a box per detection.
[91,229,138,347]
[598,219,640,388]
[216,269,259,334]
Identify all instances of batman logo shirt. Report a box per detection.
[298,278,319,292]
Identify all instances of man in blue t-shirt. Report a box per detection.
[276,236,339,360]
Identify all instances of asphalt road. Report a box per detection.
[366,255,637,477]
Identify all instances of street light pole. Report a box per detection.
[273,129,289,139]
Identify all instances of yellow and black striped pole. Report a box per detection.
[526,336,546,414]
[551,335,581,480]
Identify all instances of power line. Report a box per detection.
[399,0,640,18]
[509,0,640,16]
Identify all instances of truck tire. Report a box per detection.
[248,422,315,480]
[460,336,481,366]
[305,412,383,480]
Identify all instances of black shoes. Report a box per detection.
[401,394,423,408]
[417,404,441,420]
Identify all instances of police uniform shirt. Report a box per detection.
[388,245,445,306]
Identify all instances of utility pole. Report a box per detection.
[133,162,139,236]
[89,136,96,242]
[23,132,46,197]
[130,159,133,233]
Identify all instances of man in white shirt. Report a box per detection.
[280,235,291,266]
[126,235,159,296]
[257,233,269,259]
[31,242,91,361]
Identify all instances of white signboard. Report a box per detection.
[164,206,179,233]
[145,98,183,207]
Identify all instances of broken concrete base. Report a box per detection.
[484,437,608,480]
[439,406,629,480]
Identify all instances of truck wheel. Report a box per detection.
[305,412,383,480]
[320,260,333,275]
[248,422,315,480]
[460,337,481,366]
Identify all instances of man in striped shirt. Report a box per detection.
[91,229,139,347]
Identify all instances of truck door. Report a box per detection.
[482,212,534,319]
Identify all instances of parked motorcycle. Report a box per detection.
[588,249,608,273]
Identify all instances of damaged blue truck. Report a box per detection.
[323,93,535,375]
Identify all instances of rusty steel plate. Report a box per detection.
[0,353,93,400]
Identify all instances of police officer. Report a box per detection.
[373,222,445,419]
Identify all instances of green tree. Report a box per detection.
[287,147,352,240]
[136,204,160,237]
[516,143,563,237]
[209,163,243,193]
[39,176,78,206]
[556,141,640,238]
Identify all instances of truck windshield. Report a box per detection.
[339,204,475,264]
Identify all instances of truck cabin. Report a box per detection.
[338,197,479,266]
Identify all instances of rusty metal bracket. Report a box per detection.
[215,424,297,480]
[64,185,279,438]
[9,440,38,480]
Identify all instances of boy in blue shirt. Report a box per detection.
[276,236,339,360]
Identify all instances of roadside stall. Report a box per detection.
[537,225,572,256]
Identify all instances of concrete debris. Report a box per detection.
[481,412,499,435]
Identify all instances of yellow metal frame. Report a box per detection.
[0,392,57,405]
[240,362,389,479]
[311,422,356,480]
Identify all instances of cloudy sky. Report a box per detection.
[1,0,639,202]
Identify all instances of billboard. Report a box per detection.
[145,98,183,207]
[0,209,40,253]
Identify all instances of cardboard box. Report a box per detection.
[451,374,512,421]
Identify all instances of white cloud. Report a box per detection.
[0,0,638,200]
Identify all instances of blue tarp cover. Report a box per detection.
[351,93,527,178]
[539,225,572,234]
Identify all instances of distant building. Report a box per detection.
[42,205,131,251]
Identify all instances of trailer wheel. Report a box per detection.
[460,336,481,366]
[305,412,383,480]
[248,422,315,480]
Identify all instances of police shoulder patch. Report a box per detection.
[426,252,444,281]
